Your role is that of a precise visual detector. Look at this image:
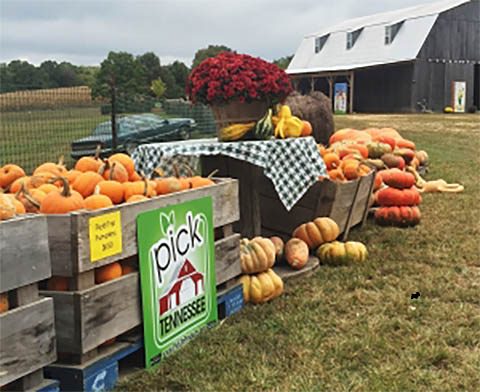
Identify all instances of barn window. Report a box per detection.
[346,28,363,50]
[385,21,404,44]
[315,34,329,53]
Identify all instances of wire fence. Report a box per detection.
[0,86,217,173]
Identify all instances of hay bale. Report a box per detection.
[284,91,334,145]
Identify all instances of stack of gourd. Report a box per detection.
[239,237,284,304]
[293,217,368,266]
[374,168,422,227]
[0,152,216,220]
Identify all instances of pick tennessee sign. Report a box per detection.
[137,197,217,368]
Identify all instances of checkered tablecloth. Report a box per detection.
[132,137,327,211]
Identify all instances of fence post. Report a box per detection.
[110,79,118,152]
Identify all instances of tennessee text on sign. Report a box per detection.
[137,197,217,367]
[89,211,123,262]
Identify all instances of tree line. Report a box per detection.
[0,45,292,100]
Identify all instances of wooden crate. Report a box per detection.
[0,215,57,390]
[202,156,376,239]
[259,170,376,240]
[45,178,239,277]
[40,178,242,362]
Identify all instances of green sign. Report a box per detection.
[137,197,217,367]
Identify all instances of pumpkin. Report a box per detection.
[316,241,368,265]
[74,145,103,172]
[129,171,143,182]
[121,260,136,275]
[366,142,392,159]
[36,183,59,194]
[6,194,26,214]
[396,139,416,150]
[124,179,155,201]
[381,153,405,170]
[393,148,415,164]
[40,177,86,214]
[380,169,415,189]
[126,194,149,203]
[34,156,67,177]
[239,269,284,304]
[270,236,284,262]
[84,187,114,210]
[293,217,340,249]
[323,152,341,170]
[415,150,429,165]
[9,176,32,194]
[109,153,135,178]
[357,164,372,177]
[0,293,9,313]
[183,165,215,189]
[375,206,421,227]
[97,180,124,204]
[72,172,104,198]
[31,172,59,187]
[17,187,46,213]
[373,172,384,191]
[376,186,421,206]
[240,237,276,274]
[301,120,313,137]
[95,262,122,284]
[0,193,16,220]
[328,168,346,182]
[284,238,309,270]
[378,127,402,140]
[0,164,25,188]
[47,276,69,291]
[372,135,396,150]
[66,169,82,184]
[341,159,360,180]
[99,161,129,183]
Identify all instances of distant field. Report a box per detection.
[0,86,95,111]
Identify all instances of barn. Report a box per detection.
[287,0,480,113]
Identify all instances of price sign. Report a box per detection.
[89,211,123,262]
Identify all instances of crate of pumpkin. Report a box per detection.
[1,152,241,362]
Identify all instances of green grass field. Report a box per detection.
[117,113,480,392]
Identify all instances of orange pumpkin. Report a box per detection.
[323,152,341,170]
[36,183,59,194]
[0,193,16,220]
[301,121,313,137]
[6,194,26,214]
[74,145,103,173]
[40,177,86,214]
[109,153,135,178]
[328,168,346,182]
[95,262,123,284]
[123,179,155,201]
[84,188,114,210]
[129,171,142,182]
[34,157,67,177]
[72,172,104,198]
[126,194,149,203]
[284,238,309,270]
[9,176,32,194]
[293,217,340,250]
[17,187,46,213]
[99,160,129,183]
[97,180,124,204]
[66,169,82,184]
[341,159,360,180]
[0,164,25,188]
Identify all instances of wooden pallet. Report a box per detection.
[0,215,57,391]
[40,178,242,363]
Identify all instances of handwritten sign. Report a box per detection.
[89,211,122,262]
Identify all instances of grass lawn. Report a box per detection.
[118,113,480,391]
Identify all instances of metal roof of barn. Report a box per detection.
[287,0,470,75]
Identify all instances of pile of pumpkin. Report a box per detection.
[318,127,428,184]
[239,217,368,304]
[0,153,216,221]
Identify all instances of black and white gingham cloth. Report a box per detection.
[132,137,327,211]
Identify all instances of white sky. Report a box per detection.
[0,0,440,66]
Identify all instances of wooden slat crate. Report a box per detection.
[40,178,242,364]
[0,215,57,391]
[202,156,376,240]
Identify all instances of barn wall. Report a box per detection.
[413,0,480,111]
[353,62,414,113]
